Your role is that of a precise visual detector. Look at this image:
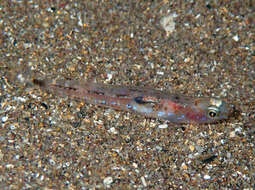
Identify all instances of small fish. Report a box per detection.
[32,78,233,124]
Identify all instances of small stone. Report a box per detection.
[49,159,56,165]
[108,127,118,134]
[158,123,168,129]
[23,43,32,49]
[6,164,14,169]
[141,176,147,187]
[103,176,113,185]
[1,116,8,123]
[229,131,236,138]
[181,162,188,170]
[42,21,49,28]
[189,145,195,152]
[204,174,211,180]
[184,57,191,63]
[107,73,113,81]
[155,145,163,151]
[0,136,4,142]
[160,13,178,36]
[157,71,164,75]
[0,150,3,160]
[132,163,138,168]
[232,35,239,42]
[227,152,232,158]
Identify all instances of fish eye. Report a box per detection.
[207,106,219,118]
[208,110,217,118]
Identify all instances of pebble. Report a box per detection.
[189,145,195,152]
[103,176,113,185]
[232,35,239,42]
[158,123,168,129]
[141,176,147,187]
[203,174,211,180]
[229,131,236,138]
[1,116,8,123]
[160,13,178,36]
[181,162,188,170]
[108,127,118,134]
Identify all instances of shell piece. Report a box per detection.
[160,13,178,36]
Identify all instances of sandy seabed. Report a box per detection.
[0,1,254,189]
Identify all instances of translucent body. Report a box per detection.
[33,78,233,124]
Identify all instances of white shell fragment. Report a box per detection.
[103,176,113,185]
[232,35,239,42]
[158,123,168,129]
[203,174,211,180]
[1,116,8,123]
[160,13,178,36]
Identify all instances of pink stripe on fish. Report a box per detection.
[32,78,233,124]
